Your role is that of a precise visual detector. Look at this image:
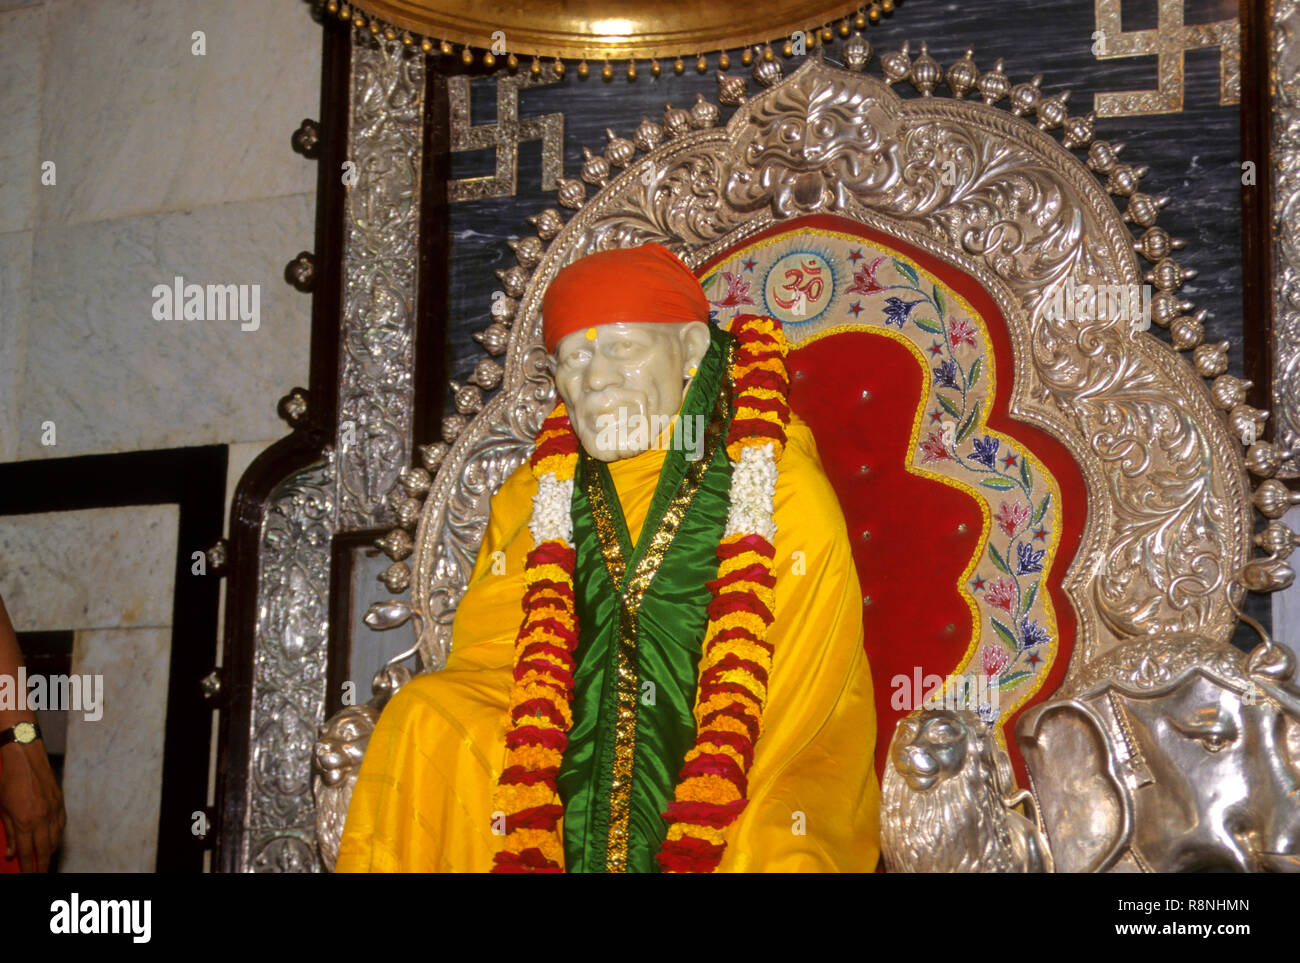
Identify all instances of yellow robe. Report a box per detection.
[337,413,880,872]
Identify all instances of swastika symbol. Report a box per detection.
[1092,0,1240,117]
[448,69,565,202]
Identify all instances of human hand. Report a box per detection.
[0,738,66,873]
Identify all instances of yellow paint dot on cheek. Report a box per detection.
[584,327,598,341]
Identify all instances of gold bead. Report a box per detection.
[326,0,338,13]
[763,44,774,62]
[384,27,396,41]
[577,59,589,78]
[821,27,834,43]
[401,31,412,46]
[673,57,685,74]
[651,58,661,76]
[530,57,541,75]
[369,20,380,35]
[696,54,707,73]
[854,11,867,28]
[869,4,881,22]
[601,60,613,80]
[839,19,851,37]
[741,47,754,65]
[782,40,793,57]
[882,0,895,11]
[554,57,566,76]
[337,3,349,20]
[420,37,433,53]
[718,51,730,70]
[440,39,452,55]
[626,60,637,80]
[461,46,473,65]
[482,50,496,67]
[506,52,518,70]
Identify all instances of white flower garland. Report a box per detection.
[529,440,779,546]
[724,441,779,542]
[529,472,574,545]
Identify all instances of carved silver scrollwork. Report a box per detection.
[337,37,424,529]
[1271,0,1300,479]
[245,454,336,873]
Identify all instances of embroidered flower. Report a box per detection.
[919,429,953,463]
[994,500,1030,538]
[948,315,977,351]
[984,578,1016,613]
[882,296,924,329]
[971,435,1000,469]
[981,644,1011,678]
[710,271,756,307]
[933,358,959,390]
[1019,618,1051,650]
[1016,542,1046,576]
[846,255,886,296]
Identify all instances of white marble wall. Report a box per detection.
[3,0,319,461]
[0,506,178,632]
[60,627,172,872]
[0,0,323,871]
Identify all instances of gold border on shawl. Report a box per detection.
[584,340,733,872]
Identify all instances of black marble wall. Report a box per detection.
[442,0,1264,642]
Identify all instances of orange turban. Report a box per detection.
[541,243,709,352]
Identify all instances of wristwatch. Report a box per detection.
[0,721,41,748]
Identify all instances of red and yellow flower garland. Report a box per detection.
[491,313,790,873]
[490,406,580,872]
[658,314,790,872]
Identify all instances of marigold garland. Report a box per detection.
[490,314,790,873]
[490,404,580,872]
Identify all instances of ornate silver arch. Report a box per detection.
[406,55,1260,683]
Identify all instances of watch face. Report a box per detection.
[13,722,36,744]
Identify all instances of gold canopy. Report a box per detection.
[340,0,878,59]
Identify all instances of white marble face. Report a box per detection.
[552,321,710,462]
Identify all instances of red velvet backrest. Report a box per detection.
[698,214,1087,778]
